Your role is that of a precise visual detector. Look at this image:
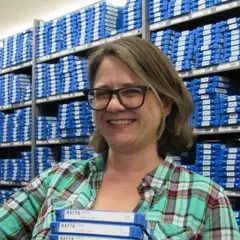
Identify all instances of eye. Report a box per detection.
[121,88,142,97]
[94,90,109,99]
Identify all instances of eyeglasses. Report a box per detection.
[83,86,151,111]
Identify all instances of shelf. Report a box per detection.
[36,91,84,104]
[150,0,240,31]
[0,61,32,75]
[37,29,141,63]
[225,189,240,197]
[0,141,31,148]
[0,101,32,111]
[179,61,240,79]
[0,180,28,187]
[36,137,89,145]
[194,125,240,135]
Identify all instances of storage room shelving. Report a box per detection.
[0,0,240,215]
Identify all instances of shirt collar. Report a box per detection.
[88,154,176,193]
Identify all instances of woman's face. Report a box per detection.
[93,56,171,151]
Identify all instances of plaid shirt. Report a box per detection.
[0,156,239,239]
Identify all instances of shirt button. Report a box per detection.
[142,181,148,187]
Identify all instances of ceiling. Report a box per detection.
[0,0,99,40]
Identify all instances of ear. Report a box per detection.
[163,99,172,117]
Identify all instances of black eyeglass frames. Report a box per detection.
[83,86,151,111]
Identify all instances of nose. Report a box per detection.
[106,94,125,112]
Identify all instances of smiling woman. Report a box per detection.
[0,37,239,239]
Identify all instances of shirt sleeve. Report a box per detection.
[203,189,240,239]
[0,167,53,240]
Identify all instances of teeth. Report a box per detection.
[109,120,133,125]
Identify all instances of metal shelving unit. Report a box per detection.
[0,61,32,75]
[37,29,141,63]
[36,137,89,146]
[179,61,240,79]
[150,0,240,31]
[0,0,239,200]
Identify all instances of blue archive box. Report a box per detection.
[53,209,153,239]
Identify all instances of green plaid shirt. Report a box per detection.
[0,156,239,239]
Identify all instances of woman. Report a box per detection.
[0,37,239,239]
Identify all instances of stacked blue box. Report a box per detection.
[20,29,32,63]
[234,211,240,230]
[149,0,169,24]
[90,2,123,42]
[195,22,225,68]
[0,74,11,106]
[60,56,88,94]
[61,144,99,162]
[0,108,32,142]
[151,29,175,58]
[0,158,31,182]
[191,0,214,12]
[62,13,78,49]
[35,147,58,175]
[0,189,17,205]
[223,18,240,63]
[194,143,240,188]
[214,0,236,4]
[10,74,31,104]
[48,63,62,96]
[0,113,12,143]
[48,120,59,139]
[36,64,48,98]
[37,116,58,140]
[0,47,3,69]
[122,0,141,32]
[220,95,240,126]
[36,23,50,58]
[22,107,32,141]
[58,101,94,138]
[12,109,22,142]
[22,84,32,101]
[50,209,153,239]
[75,8,92,46]
[186,75,240,128]
[49,18,64,54]
[171,30,196,71]
[168,0,191,18]
[1,30,32,68]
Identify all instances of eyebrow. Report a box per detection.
[94,83,137,89]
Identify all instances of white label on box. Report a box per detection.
[202,105,211,110]
[200,83,209,89]
[203,149,211,154]
[203,116,211,121]
[203,166,210,171]
[228,154,237,159]
[202,160,211,165]
[228,148,237,153]
[229,23,238,30]
[202,100,210,105]
[228,96,237,101]
[229,119,237,124]
[229,102,237,107]
[226,183,234,188]
[227,166,235,171]
[227,172,235,176]
[227,107,235,113]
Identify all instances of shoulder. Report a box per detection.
[169,164,226,202]
[51,157,99,177]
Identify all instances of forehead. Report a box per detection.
[93,56,143,88]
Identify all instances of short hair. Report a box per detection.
[87,36,195,158]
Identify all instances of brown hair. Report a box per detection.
[87,37,195,158]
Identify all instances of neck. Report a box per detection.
[105,143,163,176]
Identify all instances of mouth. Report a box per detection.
[106,119,136,127]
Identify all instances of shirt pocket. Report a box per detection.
[153,222,197,240]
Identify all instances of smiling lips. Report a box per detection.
[107,119,136,128]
